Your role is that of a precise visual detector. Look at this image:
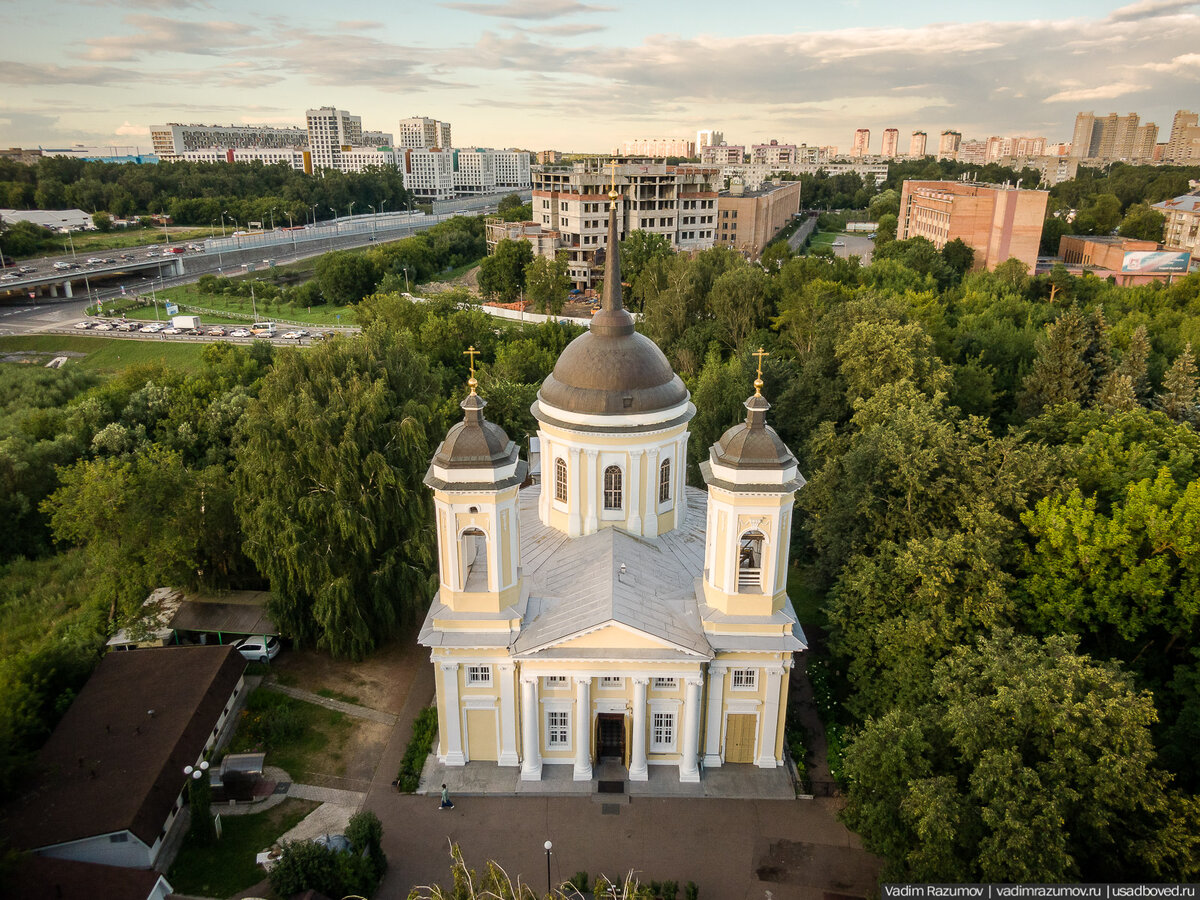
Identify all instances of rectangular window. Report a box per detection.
[731,669,757,690]
[466,665,492,686]
[547,710,569,747]
[653,677,676,690]
[600,676,623,688]
[652,712,675,751]
[544,675,567,687]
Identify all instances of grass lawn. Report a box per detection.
[787,564,828,628]
[0,334,210,373]
[14,227,212,260]
[102,284,360,327]
[167,798,318,898]
[807,231,838,247]
[227,689,357,784]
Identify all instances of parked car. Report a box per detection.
[234,635,281,663]
[831,240,846,247]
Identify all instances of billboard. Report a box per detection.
[1122,250,1191,273]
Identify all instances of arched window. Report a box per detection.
[554,458,568,503]
[659,458,671,503]
[461,527,489,591]
[738,530,765,589]
[603,465,623,510]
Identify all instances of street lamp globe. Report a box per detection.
[544,841,552,851]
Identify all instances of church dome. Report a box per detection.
[535,195,689,418]
[712,394,794,471]
[433,393,515,470]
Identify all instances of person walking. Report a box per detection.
[439,783,454,810]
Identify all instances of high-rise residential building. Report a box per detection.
[305,107,363,171]
[851,129,870,157]
[909,131,928,157]
[986,136,1047,161]
[363,130,394,147]
[1153,192,1200,254]
[715,179,803,259]
[401,148,455,201]
[149,123,309,160]
[880,128,899,158]
[937,130,962,159]
[958,139,988,164]
[701,143,745,165]
[696,129,724,151]
[1166,110,1200,162]
[750,141,797,166]
[537,150,563,165]
[452,148,531,194]
[1070,112,1156,161]
[180,147,310,172]
[532,157,719,286]
[399,116,452,150]
[897,180,1049,272]
[618,138,697,158]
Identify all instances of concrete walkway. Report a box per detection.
[286,783,368,806]
[262,680,399,726]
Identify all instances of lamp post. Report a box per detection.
[311,204,319,227]
[368,204,377,239]
[270,207,277,231]
[544,840,553,896]
[220,211,228,238]
[330,207,340,235]
[401,265,410,293]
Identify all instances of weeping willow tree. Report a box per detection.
[235,324,444,659]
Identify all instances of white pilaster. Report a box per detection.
[757,666,785,768]
[440,663,465,766]
[497,663,519,766]
[703,665,725,767]
[679,677,702,782]
[568,447,582,537]
[629,677,648,781]
[584,449,598,534]
[573,677,592,781]
[539,432,551,523]
[628,449,643,536]
[520,676,542,780]
[645,447,660,537]
[676,433,690,526]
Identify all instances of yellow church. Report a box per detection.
[418,185,806,784]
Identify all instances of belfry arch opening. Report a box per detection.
[460,527,489,591]
[738,530,765,590]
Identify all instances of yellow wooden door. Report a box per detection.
[725,714,757,764]
[466,708,498,761]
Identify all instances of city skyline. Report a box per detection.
[4,0,1200,152]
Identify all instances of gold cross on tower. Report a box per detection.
[607,158,620,201]
[752,347,769,396]
[464,345,479,394]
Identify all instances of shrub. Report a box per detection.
[346,809,387,882]
[239,691,304,750]
[396,706,438,792]
[569,871,590,891]
[684,882,699,900]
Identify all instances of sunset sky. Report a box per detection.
[4,0,1200,153]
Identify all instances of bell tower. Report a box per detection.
[425,348,528,613]
[699,349,805,617]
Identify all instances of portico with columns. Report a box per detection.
[420,169,805,787]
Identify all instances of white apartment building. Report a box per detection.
[363,130,394,147]
[532,158,719,287]
[958,139,988,164]
[491,150,531,189]
[340,146,398,172]
[149,123,310,160]
[985,136,1047,161]
[403,148,456,201]
[995,155,1080,187]
[696,129,724,151]
[751,142,798,166]
[618,138,697,158]
[305,107,364,171]
[718,159,887,191]
[701,144,745,165]
[399,117,452,149]
[179,147,309,171]
[453,148,498,196]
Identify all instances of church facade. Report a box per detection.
[418,185,806,783]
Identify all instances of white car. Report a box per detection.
[0,273,17,281]
[74,321,93,329]
[281,331,304,340]
[161,327,181,335]
[234,635,281,663]
[229,328,252,337]
[86,257,105,265]
[831,240,846,247]
[116,322,139,331]
[93,322,114,331]
[139,323,164,333]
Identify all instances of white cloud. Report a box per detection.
[1043,82,1146,103]
[114,120,149,136]
[441,0,614,19]
[1108,0,1199,22]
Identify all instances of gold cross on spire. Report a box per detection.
[752,347,769,396]
[607,158,619,201]
[464,345,479,395]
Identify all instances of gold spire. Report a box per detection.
[464,345,479,395]
[607,158,619,201]
[752,347,769,396]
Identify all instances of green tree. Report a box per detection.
[477,239,532,302]
[314,250,380,305]
[620,230,672,286]
[869,188,901,220]
[523,250,570,314]
[1018,307,1110,417]
[91,211,113,232]
[874,212,898,246]
[1118,202,1166,242]
[940,238,974,280]
[234,327,441,658]
[1075,192,1123,235]
[1156,343,1198,424]
[497,193,524,216]
[707,264,772,352]
[842,629,1200,882]
[1118,323,1152,401]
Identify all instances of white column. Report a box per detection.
[757,666,785,768]
[539,432,551,523]
[645,447,660,537]
[568,447,582,537]
[440,663,465,766]
[573,677,592,781]
[497,663,519,766]
[703,665,725,767]
[520,676,542,780]
[676,433,690,527]
[584,450,599,534]
[627,449,643,536]
[679,677,702,782]
[629,677,648,781]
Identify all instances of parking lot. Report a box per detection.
[67,318,343,344]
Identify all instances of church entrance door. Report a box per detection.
[597,713,625,760]
[725,714,757,764]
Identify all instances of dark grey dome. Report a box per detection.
[536,193,688,418]
[433,393,515,470]
[712,394,795,471]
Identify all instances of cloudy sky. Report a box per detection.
[3,0,1200,153]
